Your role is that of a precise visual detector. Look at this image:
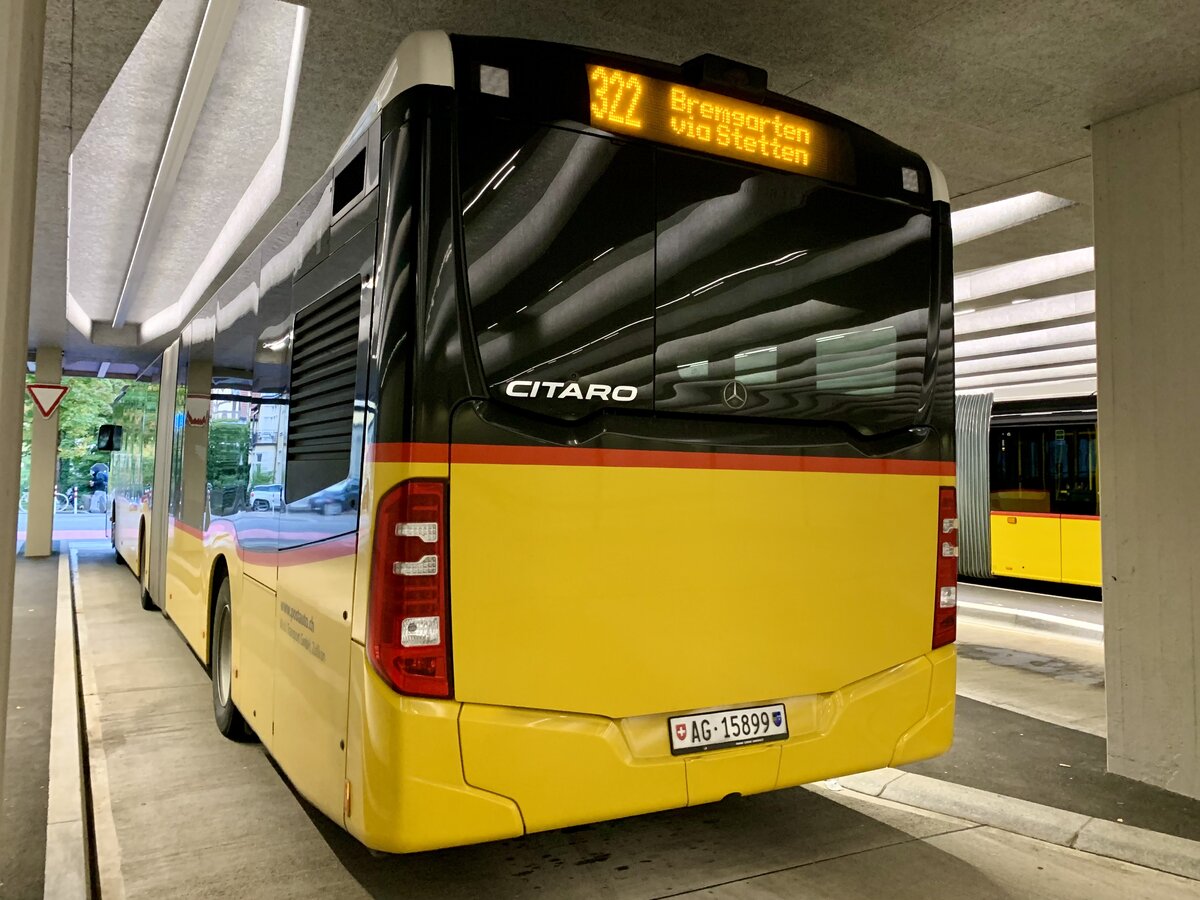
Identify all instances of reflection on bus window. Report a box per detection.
[815,326,897,395]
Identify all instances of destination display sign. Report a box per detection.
[587,65,851,180]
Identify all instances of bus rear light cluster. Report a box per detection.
[368,479,451,697]
[933,486,958,648]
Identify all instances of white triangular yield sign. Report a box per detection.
[27,383,70,418]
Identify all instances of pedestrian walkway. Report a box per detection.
[905,698,1200,842]
[949,583,1200,844]
[0,556,61,898]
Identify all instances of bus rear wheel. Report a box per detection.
[138,526,156,611]
[211,576,253,742]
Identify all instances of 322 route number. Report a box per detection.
[590,67,644,128]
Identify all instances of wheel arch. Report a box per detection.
[206,554,232,668]
[137,516,147,569]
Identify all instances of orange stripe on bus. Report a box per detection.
[371,442,953,477]
[990,511,1100,521]
[369,442,451,464]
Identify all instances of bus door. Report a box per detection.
[147,341,179,609]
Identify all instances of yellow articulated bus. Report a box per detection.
[987,398,1100,586]
[106,32,957,853]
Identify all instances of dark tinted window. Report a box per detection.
[458,117,933,432]
[459,118,655,418]
[990,424,1098,515]
[653,151,931,432]
[333,147,366,214]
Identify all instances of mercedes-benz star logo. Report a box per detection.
[721,380,748,410]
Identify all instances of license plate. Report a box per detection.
[668,703,788,755]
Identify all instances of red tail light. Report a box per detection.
[933,486,958,648]
[368,479,451,697]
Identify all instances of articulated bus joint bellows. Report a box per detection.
[473,399,936,455]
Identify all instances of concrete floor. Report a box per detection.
[956,616,1107,736]
[0,555,60,898]
[66,546,1200,899]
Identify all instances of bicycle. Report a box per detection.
[18,491,70,513]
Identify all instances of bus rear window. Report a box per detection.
[653,150,931,433]
[459,115,933,433]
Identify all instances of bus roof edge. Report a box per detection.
[923,156,949,203]
[336,31,454,159]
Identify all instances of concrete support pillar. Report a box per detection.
[25,345,62,558]
[1093,88,1200,801]
[0,0,47,807]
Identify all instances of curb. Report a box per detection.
[71,548,126,900]
[957,599,1104,643]
[837,768,1200,882]
[43,551,90,898]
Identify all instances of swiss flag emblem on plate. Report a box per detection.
[675,723,688,741]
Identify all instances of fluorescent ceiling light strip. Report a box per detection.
[952,192,1074,245]
[957,321,1095,359]
[111,0,241,329]
[954,344,1096,376]
[955,247,1094,303]
[956,362,1097,388]
[955,290,1094,335]
[140,5,309,343]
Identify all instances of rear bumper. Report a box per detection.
[344,643,956,852]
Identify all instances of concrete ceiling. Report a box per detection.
[26,0,1200,398]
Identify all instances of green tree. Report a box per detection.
[207,419,252,514]
[21,375,127,495]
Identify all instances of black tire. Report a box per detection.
[138,528,156,611]
[210,577,254,741]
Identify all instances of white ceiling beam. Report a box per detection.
[955,344,1096,376]
[961,378,1098,403]
[954,247,1094,304]
[957,321,1095,359]
[951,192,1074,245]
[111,0,241,329]
[956,362,1097,389]
[956,290,1094,334]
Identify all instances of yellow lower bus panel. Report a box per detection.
[990,512,1062,582]
[343,642,955,852]
[1061,517,1102,587]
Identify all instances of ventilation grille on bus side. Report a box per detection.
[285,284,360,500]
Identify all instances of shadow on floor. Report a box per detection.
[905,697,1200,842]
[285,773,1003,899]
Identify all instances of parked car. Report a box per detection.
[309,477,360,516]
[249,483,283,511]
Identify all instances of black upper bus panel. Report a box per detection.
[450,33,936,207]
